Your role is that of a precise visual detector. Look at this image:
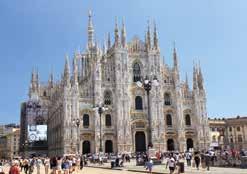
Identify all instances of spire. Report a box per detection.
[145,20,151,51]
[103,39,106,54]
[114,17,120,48]
[30,69,37,93]
[48,71,54,88]
[185,73,189,87]
[153,20,159,50]
[87,10,94,48]
[72,56,78,85]
[121,18,126,48]
[173,42,179,70]
[35,69,40,92]
[193,62,198,90]
[197,61,204,90]
[107,32,111,50]
[64,55,70,86]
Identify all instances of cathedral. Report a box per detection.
[24,11,210,156]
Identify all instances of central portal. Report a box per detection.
[135,131,146,152]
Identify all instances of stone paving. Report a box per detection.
[2,161,247,174]
[87,160,247,174]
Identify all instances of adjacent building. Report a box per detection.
[0,125,20,159]
[19,81,49,157]
[21,11,210,156]
[208,116,247,150]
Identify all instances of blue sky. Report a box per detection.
[0,0,246,124]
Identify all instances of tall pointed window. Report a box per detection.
[164,93,172,105]
[133,63,141,82]
[83,114,89,128]
[185,114,191,126]
[135,96,143,110]
[166,114,172,126]
[105,114,112,127]
[104,91,112,105]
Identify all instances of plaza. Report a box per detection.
[2,161,247,174]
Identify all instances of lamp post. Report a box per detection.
[136,76,159,149]
[72,118,81,155]
[94,105,108,153]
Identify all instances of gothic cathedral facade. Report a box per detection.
[25,11,210,156]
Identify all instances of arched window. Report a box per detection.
[238,135,243,142]
[105,114,112,127]
[166,114,172,126]
[229,127,232,132]
[104,91,112,105]
[133,63,141,82]
[164,93,171,105]
[135,96,143,110]
[83,114,89,128]
[185,114,191,126]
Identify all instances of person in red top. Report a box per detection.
[9,161,20,174]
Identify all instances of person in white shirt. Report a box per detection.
[36,158,42,174]
[166,156,176,174]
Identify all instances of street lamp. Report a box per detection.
[72,118,81,155]
[93,105,108,153]
[136,76,159,149]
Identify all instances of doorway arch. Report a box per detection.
[186,138,193,150]
[105,140,113,153]
[135,131,146,152]
[82,141,91,154]
[167,139,175,151]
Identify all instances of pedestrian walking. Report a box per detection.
[166,156,176,174]
[44,157,50,174]
[9,160,20,174]
[205,152,211,171]
[194,152,200,170]
[145,158,153,173]
[36,158,42,174]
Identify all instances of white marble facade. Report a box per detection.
[26,11,210,156]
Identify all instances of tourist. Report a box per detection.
[205,152,211,171]
[50,157,57,174]
[9,160,20,174]
[0,160,4,174]
[44,157,50,174]
[146,158,153,173]
[28,158,35,174]
[62,158,70,174]
[80,156,84,170]
[185,152,192,166]
[36,157,42,174]
[23,159,29,174]
[166,155,176,174]
[57,157,62,174]
[194,152,200,170]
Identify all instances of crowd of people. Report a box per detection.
[0,148,246,174]
[0,155,86,174]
